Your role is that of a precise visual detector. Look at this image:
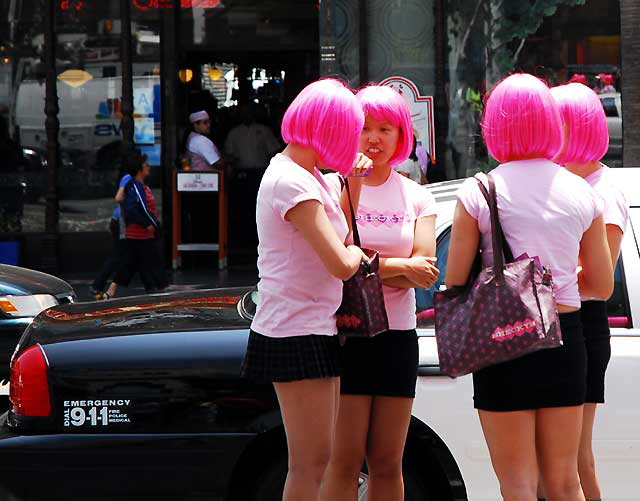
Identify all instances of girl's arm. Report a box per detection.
[605,224,624,269]
[286,200,365,281]
[445,201,480,288]
[381,215,439,289]
[578,215,614,300]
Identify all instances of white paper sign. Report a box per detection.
[380,76,436,162]
[177,172,219,192]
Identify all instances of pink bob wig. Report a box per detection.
[481,73,563,164]
[551,83,609,165]
[356,85,413,166]
[281,78,364,176]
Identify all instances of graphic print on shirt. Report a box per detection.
[356,210,410,227]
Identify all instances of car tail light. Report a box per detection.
[10,345,52,417]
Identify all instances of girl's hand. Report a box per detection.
[349,153,373,178]
[347,245,369,264]
[405,256,439,288]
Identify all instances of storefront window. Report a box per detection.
[444,0,622,179]
[44,2,164,232]
[132,4,163,222]
[0,0,48,233]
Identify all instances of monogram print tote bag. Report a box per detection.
[433,174,562,377]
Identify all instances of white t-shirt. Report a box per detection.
[252,154,349,338]
[188,132,221,170]
[395,158,423,184]
[581,164,629,301]
[584,165,628,233]
[456,159,603,308]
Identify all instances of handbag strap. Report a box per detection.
[340,176,361,247]
[474,173,514,284]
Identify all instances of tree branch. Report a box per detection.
[457,0,485,60]
[512,37,527,66]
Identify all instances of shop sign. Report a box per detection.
[132,0,221,10]
[177,172,219,192]
[380,76,436,163]
[60,0,222,11]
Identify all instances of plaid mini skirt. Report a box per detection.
[241,330,342,383]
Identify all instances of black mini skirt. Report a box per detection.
[581,300,611,404]
[340,329,419,398]
[473,311,586,412]
[241,330,342,383]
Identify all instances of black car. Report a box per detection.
[0,264,74,381]
[0,288,464,501]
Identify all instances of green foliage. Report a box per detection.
[497,0,585,48]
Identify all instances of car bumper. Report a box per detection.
[0,412,257,500]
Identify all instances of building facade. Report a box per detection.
[0,0,636,272]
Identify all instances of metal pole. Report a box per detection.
[161,0,180,267]
[43,0,60,272]
[120,0,135,154]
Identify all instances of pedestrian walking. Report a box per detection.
[321,85,439,501]
[551,82,629,501]
[239,78,370,501]
[103,150,167,299]
[445,73,613,501]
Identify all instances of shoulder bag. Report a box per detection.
[335,177,389,338]
[433,174,562,377]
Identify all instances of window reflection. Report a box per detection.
[444,0,623,179]
[416,228,451,318]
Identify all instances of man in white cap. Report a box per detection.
[187,110,223,171]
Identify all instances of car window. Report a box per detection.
[607,258,630,326]
[415,228,450,326]
[600,97,619,118]
[416,229,631,328]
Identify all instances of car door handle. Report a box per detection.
[417,365,450,377]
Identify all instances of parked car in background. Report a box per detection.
[0,265,74,382]
[0,170,638,501]
[599,92,622,158]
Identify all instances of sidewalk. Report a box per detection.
[62,264,259,303]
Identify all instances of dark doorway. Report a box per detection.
[175,1,320,266]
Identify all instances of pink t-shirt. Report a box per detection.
[251,154,349,338]
[584,165,628,233]
[330,171,437,330]
[581,164,629,301]
[457,159,603,308]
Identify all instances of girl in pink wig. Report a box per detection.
[446,73,613,501]
[322,85,439,501]
[240,78,372,501]
[551,82,629,501]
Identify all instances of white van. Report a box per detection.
[14,75,160,158]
